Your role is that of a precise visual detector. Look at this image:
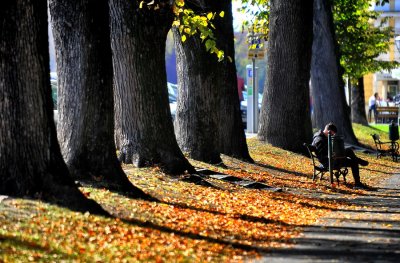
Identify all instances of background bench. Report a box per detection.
[375,106,399,123]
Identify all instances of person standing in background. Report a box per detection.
[368,92,379,123]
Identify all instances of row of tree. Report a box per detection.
[252,0,396,148]
[0,0,252,213]
[0,0,395,213]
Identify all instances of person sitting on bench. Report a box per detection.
[312,122,369,189]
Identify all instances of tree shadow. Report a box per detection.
[119,217,289,253]
[0,233,74,260]
[253,162,311,178]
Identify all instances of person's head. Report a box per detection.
[374,92,379,98]
[323,122,337,136]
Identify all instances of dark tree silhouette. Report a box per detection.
[49,0,152,198]
[110,0,194,174]
[258,0,314,152]
[311,0,358,144]
[174,0,253,163]
[0,0,107,215]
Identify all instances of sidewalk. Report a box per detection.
[252,173,400,262]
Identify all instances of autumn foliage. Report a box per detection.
[1,127,398,262]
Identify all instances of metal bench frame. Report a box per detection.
[371,134,399,161]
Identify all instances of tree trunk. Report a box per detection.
[110,0,194,174]
[49,0,150,197]
[351,77,369,125]
[258,0,313,152]
[0,0,106,215]
[310,0,358,144]
[174,0,253,163]
[214,0,253,162]
[174,30,221,163]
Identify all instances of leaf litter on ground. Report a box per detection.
[1,125,399,262]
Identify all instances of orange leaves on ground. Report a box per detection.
[1,139,397,262]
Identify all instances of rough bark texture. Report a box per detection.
[311,0,358,144]
[49,0,149,197]
[174,29,221,163]
[0,0,106,215]
[258,0,313,152]
[174,0,252,163]
[351,77,369,125]
[110,0,194,174]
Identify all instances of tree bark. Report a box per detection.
[110,0,194,174]
[0,0,106,215]
[310,0,358,144]
[174,0,252,163]
[174,30,221,163]
[49,0,150,197]
[351,77,369,125]
[258,0,313,153]
[213,0,253,162]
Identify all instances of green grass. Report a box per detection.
[369,123,399,133]
[352,123,400,148]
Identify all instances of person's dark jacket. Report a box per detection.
[312,130,328,166]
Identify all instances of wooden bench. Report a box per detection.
[375,106,399,123]
[303,143,348,185]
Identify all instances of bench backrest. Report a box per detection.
[376,107,399,114]
[303,143,319,167]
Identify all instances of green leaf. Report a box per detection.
[205,39,215,51]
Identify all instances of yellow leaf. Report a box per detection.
[207,12,213,20]
[219,11,225,18]
[175,0,184,7]
[172,20,180,27]
[139,1,144,8]
[181,35,187,42]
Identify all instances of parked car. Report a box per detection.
[240,91,262,126]
[167,82,178,99]
[50,74,179,124]
[50,72,58,124]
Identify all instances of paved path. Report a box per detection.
[252,174,400,263]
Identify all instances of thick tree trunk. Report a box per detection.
[49,0,149,197]
[258,0,313,152]
[0,0,106,215]
[174,30,221,163]
[174,0,252,163]
[311,0,358,144]
[110,0,194,174]
[351,77,369,125]
[213,0,253,162]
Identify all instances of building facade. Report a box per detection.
[364,1,400,105]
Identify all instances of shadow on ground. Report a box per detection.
[251,174,400,263]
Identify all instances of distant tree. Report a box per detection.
[258,0,314,152]
[311,0,397,141]
[0,0,106,214]
[49,0,151,197]
[332,0,398,124]
[110,0,194,174]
